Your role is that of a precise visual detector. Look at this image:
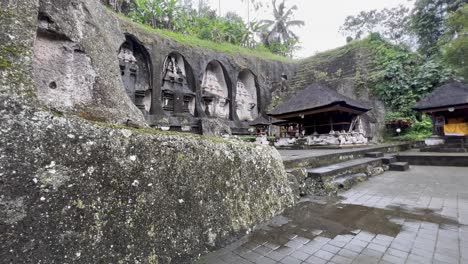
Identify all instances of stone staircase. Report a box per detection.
[286,148,410,196]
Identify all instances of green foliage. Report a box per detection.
[115,12,293,62]
[123,0,301,57]
[259,0,304,57]
[410,0,466,56]
[441,4,468,80]
[368,34,451,116]
[384,114,433,142]
[340,5,411,45]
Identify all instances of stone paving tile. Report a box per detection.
[321,244,341,254]
[361,248,384,259]
[313,249,335,261]
[381,253,406,264]
[289,250,309,261]
[407,253,433,264]
[266,250,287,261]
[243,250,264,262]
[298,244,320,255]
[343,243,366,254]
[304,255,327,264]
[254,256,277,264]
[386,248,408,259]
[337,248,360,259]
[352,254,380,264]
[366,242,388,253]
[254,245,273,255]
[330,255,353,264]
[279,256,302,264]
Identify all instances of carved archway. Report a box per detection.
[117,34,153,114]
[236,69,259,122]
[161,52,197,116]
[200,61,232,119]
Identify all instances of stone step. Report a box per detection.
[389,162,410,171]
[381,156,396,165]
[365,152,384,158]
[444,137,468,144]
[421,147,468,153]
[396,152,468,167]
[307,158,382,179]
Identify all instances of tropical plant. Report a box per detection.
[369,34,452,116]
[410,0,466,56]
[441,4,468,80]
[340,5,412,46]
[260,0,304,56]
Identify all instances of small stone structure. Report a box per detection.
[305,130,368,146]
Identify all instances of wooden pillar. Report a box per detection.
[431,113,437,136]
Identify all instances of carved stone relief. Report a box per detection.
[118,37,152,113]
[33,28,96,111]
[201,62,230,119]
[161,53,195,116]
[236,70,258,122]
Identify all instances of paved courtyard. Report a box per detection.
[198,166,468,264]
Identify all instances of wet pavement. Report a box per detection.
[198,166,468,264]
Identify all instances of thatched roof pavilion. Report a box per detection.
[249,115,271,126]
[413,81,468,112]
[413,81,468,136]
[268,83,371,136]
[269,83,371,119]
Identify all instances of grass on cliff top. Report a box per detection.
[297,35,401,66]
[113,11,294,63]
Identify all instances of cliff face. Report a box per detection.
[0,0,295,263]
[17,0,297,134]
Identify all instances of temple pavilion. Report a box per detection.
[268,83,371,146]
[413,81,468,137]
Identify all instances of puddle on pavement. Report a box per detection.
[247,197,460,247]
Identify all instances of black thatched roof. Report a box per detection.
[268,83,371,117]
[413,81,468,111]
[249,115,271,126]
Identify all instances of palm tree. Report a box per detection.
[260,0,304,46]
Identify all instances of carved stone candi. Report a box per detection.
[201,61,230,119]
[236,70,258,122]
[161,53,195,116]
[118,36,152,114]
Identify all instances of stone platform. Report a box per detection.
[280,143,413,170]
[397,151,468,167]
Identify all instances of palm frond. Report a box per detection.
[286,20,304,27]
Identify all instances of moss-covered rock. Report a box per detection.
[0,96,295,263]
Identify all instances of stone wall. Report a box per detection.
[0,0,295,263]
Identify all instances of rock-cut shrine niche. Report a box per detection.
[236,69,259,122]
[118,35,152,114]
[201,61,230,119]
[161,52,195,116]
